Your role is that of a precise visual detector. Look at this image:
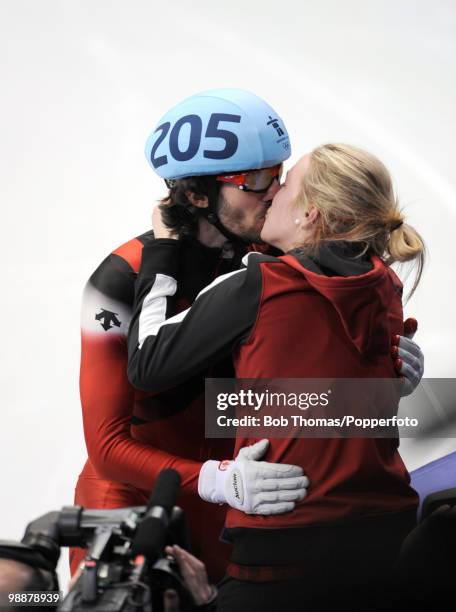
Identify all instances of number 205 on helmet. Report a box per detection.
[145,88,291,180]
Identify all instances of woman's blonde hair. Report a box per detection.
[298,143,425,297]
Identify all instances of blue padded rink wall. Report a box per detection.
[411,451,456,518]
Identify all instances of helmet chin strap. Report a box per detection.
[201,183,251,245]
[203,209,249,244]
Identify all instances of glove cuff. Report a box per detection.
[198,460,232,504]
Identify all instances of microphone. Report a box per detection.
[131,469,181,562]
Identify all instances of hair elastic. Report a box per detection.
[391,220,404,231]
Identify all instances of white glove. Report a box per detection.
[397,336,424,396]
[198,439,309,515]
[395,318,424,397]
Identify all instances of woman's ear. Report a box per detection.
[300,205,319,230]
[185,191,209,208]
[307,205,320,224]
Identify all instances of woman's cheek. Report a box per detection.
[260,215,273,242]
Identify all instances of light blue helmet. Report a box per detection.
[145,88,291,180]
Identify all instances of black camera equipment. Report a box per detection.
[421,487,456,519]
[0,469,196,611]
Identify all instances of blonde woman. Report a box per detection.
[128,144,425,611]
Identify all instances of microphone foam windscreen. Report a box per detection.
[147,469,182,515]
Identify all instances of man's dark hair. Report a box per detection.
[158,175,222,238]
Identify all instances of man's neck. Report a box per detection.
[196,217,228,249]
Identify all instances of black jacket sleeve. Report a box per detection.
[127,240,263,393]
